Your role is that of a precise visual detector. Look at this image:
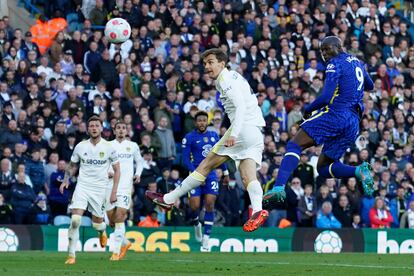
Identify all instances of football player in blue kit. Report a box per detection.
[182,111,229,251]
[264,36,375,207]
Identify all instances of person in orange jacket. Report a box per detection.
[138,210,160,227]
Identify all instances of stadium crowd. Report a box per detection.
[0,0,413,229]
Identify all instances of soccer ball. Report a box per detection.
[314,230,342,253]
[0,227,19,251]
[104,18,131,44]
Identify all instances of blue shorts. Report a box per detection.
[301,108,359,160]
[190,176,219,197]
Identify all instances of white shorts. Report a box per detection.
[69,186,106,218]
[105,188,132,211]
[212,125,264,169]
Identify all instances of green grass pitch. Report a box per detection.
[0,252,413,275]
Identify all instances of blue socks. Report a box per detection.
[190,210,200,226]
[318,161,357,178]
[274,141,302,188]
[203,211,214,235]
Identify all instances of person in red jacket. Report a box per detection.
[369,197,394,228]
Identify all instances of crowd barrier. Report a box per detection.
[0,225,413,254]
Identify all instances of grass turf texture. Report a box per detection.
[0,252,413,275]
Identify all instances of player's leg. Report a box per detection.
[146,152,229,207]
[239,158,269,232]
[201,193,216,251]
[66,208,84,264]
[89,193,108,248]
[91,215,108,247]
[189,192,202,242]
[263,129,315,206]
[317,152,374,195]
[110,206,129,260]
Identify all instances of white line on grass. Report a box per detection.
[172,259,414,270]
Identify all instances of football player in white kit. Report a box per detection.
[146,48,268,232]
[106,120,144,260]
[60,116,120,264]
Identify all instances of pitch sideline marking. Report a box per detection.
[172,259,414,270]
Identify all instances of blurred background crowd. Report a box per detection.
[0,0,413,229]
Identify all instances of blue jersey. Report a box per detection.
[305,53,374,115]
[301,53,374,161]
[182,130,227,179]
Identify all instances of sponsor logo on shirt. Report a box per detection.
[81,159,107,165]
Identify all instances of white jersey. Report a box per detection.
[108,139,143,194]
[71,138,118,192]
[215,68,266,138]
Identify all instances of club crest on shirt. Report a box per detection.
[211,137,215,142]
[99,152,104,158]
[203,137,209,143]
[126,147,131,152]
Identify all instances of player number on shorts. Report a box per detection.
[355,67,363,91]
[123,196,129,206]
[212,181,218,191]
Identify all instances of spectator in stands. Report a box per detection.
[155,116,176,170]
[2,120,22,149]
[30,192,51,224]
[11,171,36,224]
[138,210,160,228]
[89,0,108,26]
[333,195,354,227]
[400,201,414,229]
[0,158,14,200]
[369,197,394,228]
[352,214,362,229]
[83,41,101,75]
[390,187,407,227]
[286,177,303,225]
[48,160,70,218]
[0,192,12,224]
[297,184,316,227]
[50,32,65,65]
[316,185,333,210]
[316,201,341,229]
[25,148,45,194]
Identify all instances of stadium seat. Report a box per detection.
[53,215,71,226]
[81,216,92,227]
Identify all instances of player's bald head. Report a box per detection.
[320,36,344,62]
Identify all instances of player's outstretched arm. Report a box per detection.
[305,63,340,114]
[182,134,196,172]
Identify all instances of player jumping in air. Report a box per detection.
[106,120,144,260]
[146,48,269,232]
[182,111,230,251]
[263,36,375,207]
[60,116,120,264]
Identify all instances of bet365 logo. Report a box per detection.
[377,231,414,254]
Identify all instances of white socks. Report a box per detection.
[113,223,125,255]
[92,221,106,234]
[247,180,263,214]
[68,215,81,257]
[164,171,205,204]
